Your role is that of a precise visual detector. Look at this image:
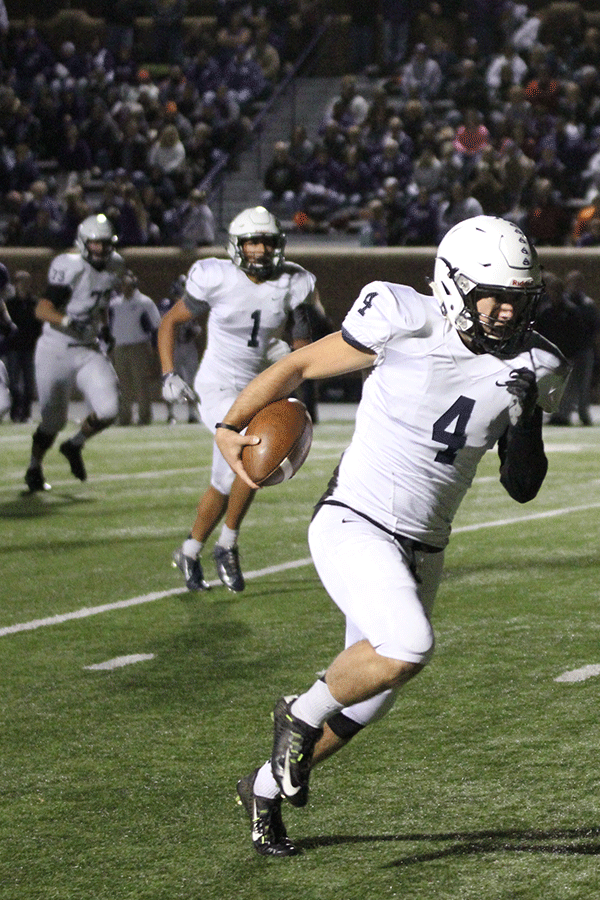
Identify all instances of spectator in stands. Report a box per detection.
[80,98,122,174]
[400,43,444,103]
[449,57,490,116]
[572,193,600,246]
[437,179,483,239]
[576,215,600,248]
[288,123,314,168]
[371,137,413,192]
[175,188,216,249]
[50,41,89,96]
[12,27,55,99]
[216,8,252,64]
[102,0,142,58]
[485,43,528,102]
[380,0,421,74]
[185,44,223,98]
[9,142,40,193]
[262,140,302,215]
[115,113,150,174]
[377,176,407,246]
[20,203,62,248]
[118,181,160,247]
[297,143,345,227]
[2,270,41,422]
[248,19,281,84]
[452,107,492,179]
[185,120,222,183]
[147,123,188,200]
[520,176,571,246]
[402,186,440,245]
[222,44,271,112]
[358,198,388,246]
[323,75,369,128]
[570,26,600,75]
[410,145,444,198]
[150,0,188,65]
[61,121,93,176]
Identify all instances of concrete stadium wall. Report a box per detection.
[3,245,600,329]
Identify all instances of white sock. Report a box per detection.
[217,524,238,549]
[182,537,202,557]
[291,679,343,729]
[253,760,280,799]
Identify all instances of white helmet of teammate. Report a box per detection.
[432,215,543,357]
[226,206,285,278]
[76,214,117,269]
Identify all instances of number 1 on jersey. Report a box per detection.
[248,310,261,347]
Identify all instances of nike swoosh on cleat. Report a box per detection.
[280,747,302,797]
[251,800,263,842]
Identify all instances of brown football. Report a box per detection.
[242,398,313,487]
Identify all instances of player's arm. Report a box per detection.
[216,331,375,488]
[157,297,194,374]
[498,368,547,503]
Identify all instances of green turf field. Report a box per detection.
[1,409,599,900]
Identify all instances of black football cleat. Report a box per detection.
[59,440,87,481]
[25,466,51,493]
[172,547,210,591]
[236,768,298,858]
[271,696,323,808]
[213,545,245,592]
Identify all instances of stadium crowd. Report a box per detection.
[0,0,599,251]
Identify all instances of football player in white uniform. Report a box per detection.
[24,214,125,492]
[158,206,319,593]
[215,216,571,857]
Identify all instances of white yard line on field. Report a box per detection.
[3,500,600,639]
[84,654,155,670]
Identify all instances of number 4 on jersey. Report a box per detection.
[432,396,475,464]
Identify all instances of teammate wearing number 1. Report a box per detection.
[214,216,570,857]
[158,206,320,593]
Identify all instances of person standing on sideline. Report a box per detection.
[214,216,569,857]
[109,270,161,426]
[158,206,319,593]
[24,214,124,492]
[3,270,42,423]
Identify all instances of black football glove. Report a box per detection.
[503,367,538,426]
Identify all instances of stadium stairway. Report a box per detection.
[210,76,342,237]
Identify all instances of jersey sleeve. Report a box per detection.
[183,258,220,317]
[289,268,317,309]
[341,281,428,354]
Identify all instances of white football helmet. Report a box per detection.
[76,214,117,270]
[432,216,543,357]
[226,206,285,278]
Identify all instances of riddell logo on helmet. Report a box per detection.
[510,279,533,286]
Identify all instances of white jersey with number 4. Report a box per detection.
[330,280,569,549]
[184,257,316,392]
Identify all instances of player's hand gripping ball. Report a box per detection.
[242,398,313,487]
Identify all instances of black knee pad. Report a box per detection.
[327,711,365,740]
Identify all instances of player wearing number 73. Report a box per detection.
[215,215,571,857]
[158,206,320,593]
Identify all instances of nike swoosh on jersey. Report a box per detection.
[280,748,302,797]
